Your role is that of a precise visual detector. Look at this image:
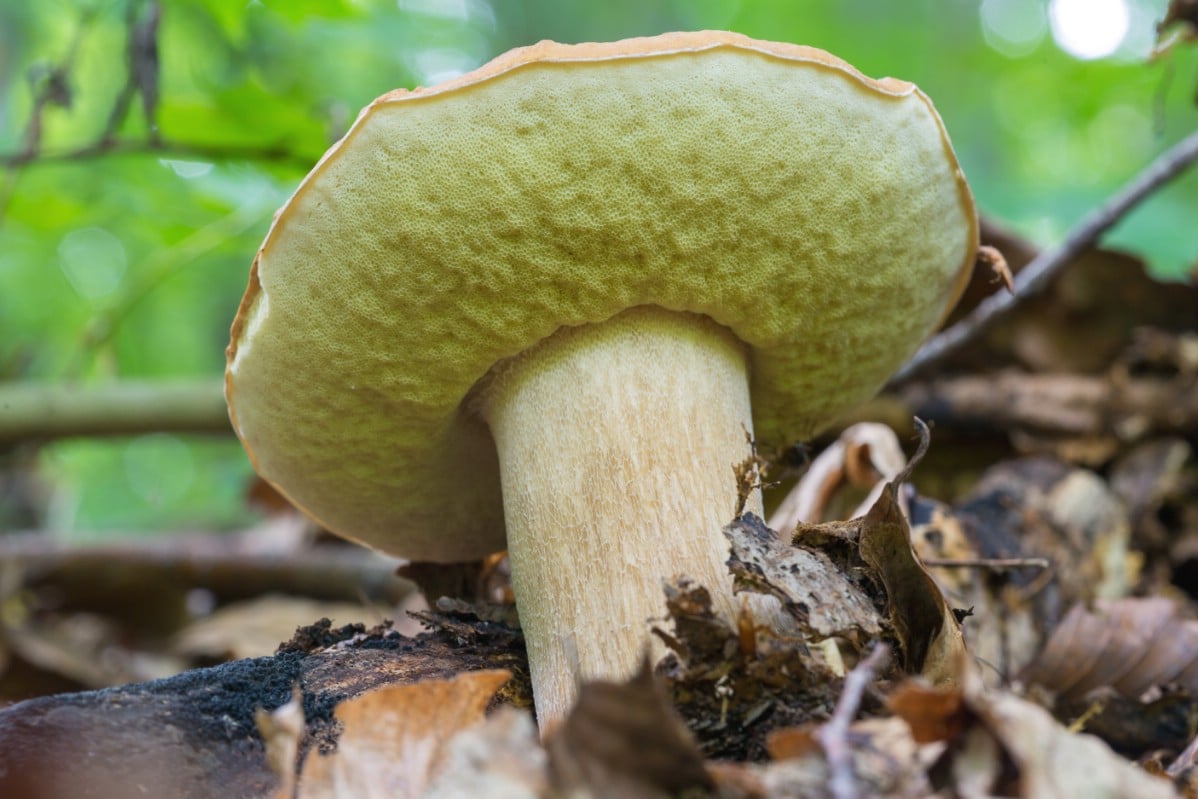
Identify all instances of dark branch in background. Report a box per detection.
[16,11,95,158]
[100,0,161,145]
[0,0,319,223]
[892,127,1198,384]
[0,137,316,170]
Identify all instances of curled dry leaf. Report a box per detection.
[737,421,970,684]
[977,244,1014,294]
[768,422,908,533]
[1022,598,1198,701]
[296,669,511,799]
[857,426,969,684]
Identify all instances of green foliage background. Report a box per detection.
[1,0,1195,536]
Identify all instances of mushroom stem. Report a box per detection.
[482,305,766,728]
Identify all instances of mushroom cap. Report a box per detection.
[226,31,978,561]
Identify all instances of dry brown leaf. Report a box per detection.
[963,680,1180,797]
[765,726,820,761]
[718,718,931,798]
[423,707,547,799]
[726,514,882,640]
[859,475,967,684]
[297,669,510,799]
[886,679,969,744]
[257,689,305,799]
[962,456,1134,605]
[1022,598,1198,700]
[548,660,711,799]
[706,761,771,798]
[848,422,971,685]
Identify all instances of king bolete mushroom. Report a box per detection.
[226,31,977,727]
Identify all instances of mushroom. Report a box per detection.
[225,31,977,727]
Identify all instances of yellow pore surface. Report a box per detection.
[226,31,978,560]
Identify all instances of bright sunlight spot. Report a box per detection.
[1049,0,1129,59]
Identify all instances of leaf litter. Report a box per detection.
[238,419,1189,798]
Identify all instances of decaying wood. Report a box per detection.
[0,617,530,799]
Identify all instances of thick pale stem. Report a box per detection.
[481,306,767,728]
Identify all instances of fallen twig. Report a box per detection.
[893,127,1198,383]
[817,642,891,799]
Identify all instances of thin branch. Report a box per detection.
[892,127,1198,384]
[0,379,230,443]
[0,137,317,170]
[816,642,891,799]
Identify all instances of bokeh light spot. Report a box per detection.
[1049,0,1129,59]
[980,0,1048,58]
[58,227,128,301]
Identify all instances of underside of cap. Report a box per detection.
[226,30,978,561]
